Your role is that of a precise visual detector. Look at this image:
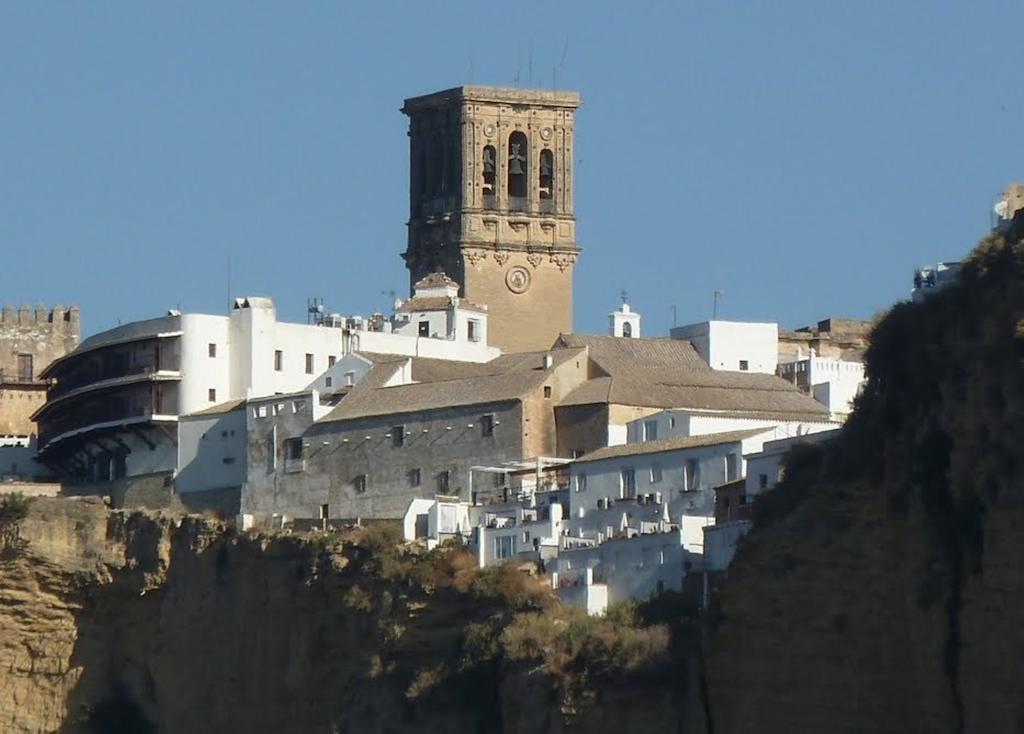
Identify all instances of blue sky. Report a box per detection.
[1,2,1021,339]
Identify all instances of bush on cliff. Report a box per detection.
[0,492,32,552]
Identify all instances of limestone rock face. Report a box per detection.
[0,497,684,733]
[701,223,1024,733]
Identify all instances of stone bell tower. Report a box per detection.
[401,86,581,353]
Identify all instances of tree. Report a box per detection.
[0,493,32,552]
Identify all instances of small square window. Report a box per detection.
[480,414,494,437]
[575,473,587,492]
[739,360,749,371]
[344,371,356,386]
[305,353,314,374]
[274,350,283,371]
[543,385,552,399]
[408,468,421,487]
[759,473,769,489]
[325,376,333,388]
[436,470,450,493]
[208,388,217,402]
[353,474,367,494]
[208,343,217,358]
[419,321,430,337]
[467,319,481,342]
[650,463,663,483]
[391,425,405,448]
[328,355,336,367]
[284,437,304,460]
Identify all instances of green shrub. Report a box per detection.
[0,493,32,551]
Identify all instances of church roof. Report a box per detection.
[396,296,487,314]
[553,334,830,420]
[318,348,584,423]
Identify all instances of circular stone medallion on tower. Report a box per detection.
[505,266,531,294]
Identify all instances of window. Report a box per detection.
[325,376,333,388]
[328,355,336,367]
[726,453,741,481]
[284,437,304,460]
[344,371,356,386]
[643,419,658,442]
[418,320,430,337]
[494,535,516,559]
[305,353,314,374]
[539,148,554,200]
[408,468,421,487]
[391,425,405,448]
[436,470,450,493]
[480,414,494,438]
[492,472,504,488]
[319,504,329,520]
[650,463,663,483]
[467,319,481,342]
[274,350,283,371]
[208,343,217,358]
[208,388,217,402]
[622,322,633,338]
[575,473,587,492]
[16,354,32,382]
[685,458,700,491]
[739,360,749,371]
[620,468,637,499]
[507,131,528,200]
[668,417,676,429]
[353,474,367,494]
[482,144,496,197]
[543,385,552,399]
[759,473,769,489]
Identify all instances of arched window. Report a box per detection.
[482,145,496,198]
[507,131,528,200]
[539,149,554,200]
[622,322,633,338]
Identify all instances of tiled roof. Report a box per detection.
[182,399,247,417]
[319,348,583,422]
[396,296,487,314]
[573,429,770,464]
[554,334,829,419]
[414,272,459,289]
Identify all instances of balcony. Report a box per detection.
[0,369,41,386]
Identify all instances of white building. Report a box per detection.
[670,320,779,374]
[36,277,498,487]
[744,429,839,500]
[777,351,865,419]
[609,300,641,338]
[625,408,839,446]
[911,262,961,303]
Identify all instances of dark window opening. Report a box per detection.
[507,131,528,200]
[543,385,552,399]
[208,388,217,402]
[622,322,633,338]
[328,355,336,367]
[305,353,314,374]
[419,321,430,337]
[391,425,405,448]
[759,473,769,489]
[319,504,329,520]
[436,470,450,493]
[467,319,481,342]
[285,437,304,461]
[354,474,367,494]
[482,144,496,200]
[16,354,32,382]
[408,468,421,487]
[480,414,494,437]
[539,148,554,199]
[274,350,283,371]
[208,343,217,358]
[739,360,749,371]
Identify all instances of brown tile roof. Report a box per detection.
[319,348,584,423]
[414,272,459,289]
[573,429,770,464]
[554,334,829,420]
[182,399,247,417]
[395,296,487,314]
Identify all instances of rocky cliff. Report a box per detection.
[701,220,1024,733]
[0,498,686,733]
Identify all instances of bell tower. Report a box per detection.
[401,86,582,353]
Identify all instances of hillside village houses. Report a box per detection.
[15,83,889,614]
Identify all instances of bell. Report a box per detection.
[509,159,525,176]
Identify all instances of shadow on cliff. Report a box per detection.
[703,214,1024,733]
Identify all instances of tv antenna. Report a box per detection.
[712,289,725,320]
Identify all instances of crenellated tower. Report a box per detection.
[401,86,581,353]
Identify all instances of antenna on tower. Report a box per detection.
[552,39,569,90]
[712,289,725,320]
[307,297,325,325]
[514,46,521,88]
